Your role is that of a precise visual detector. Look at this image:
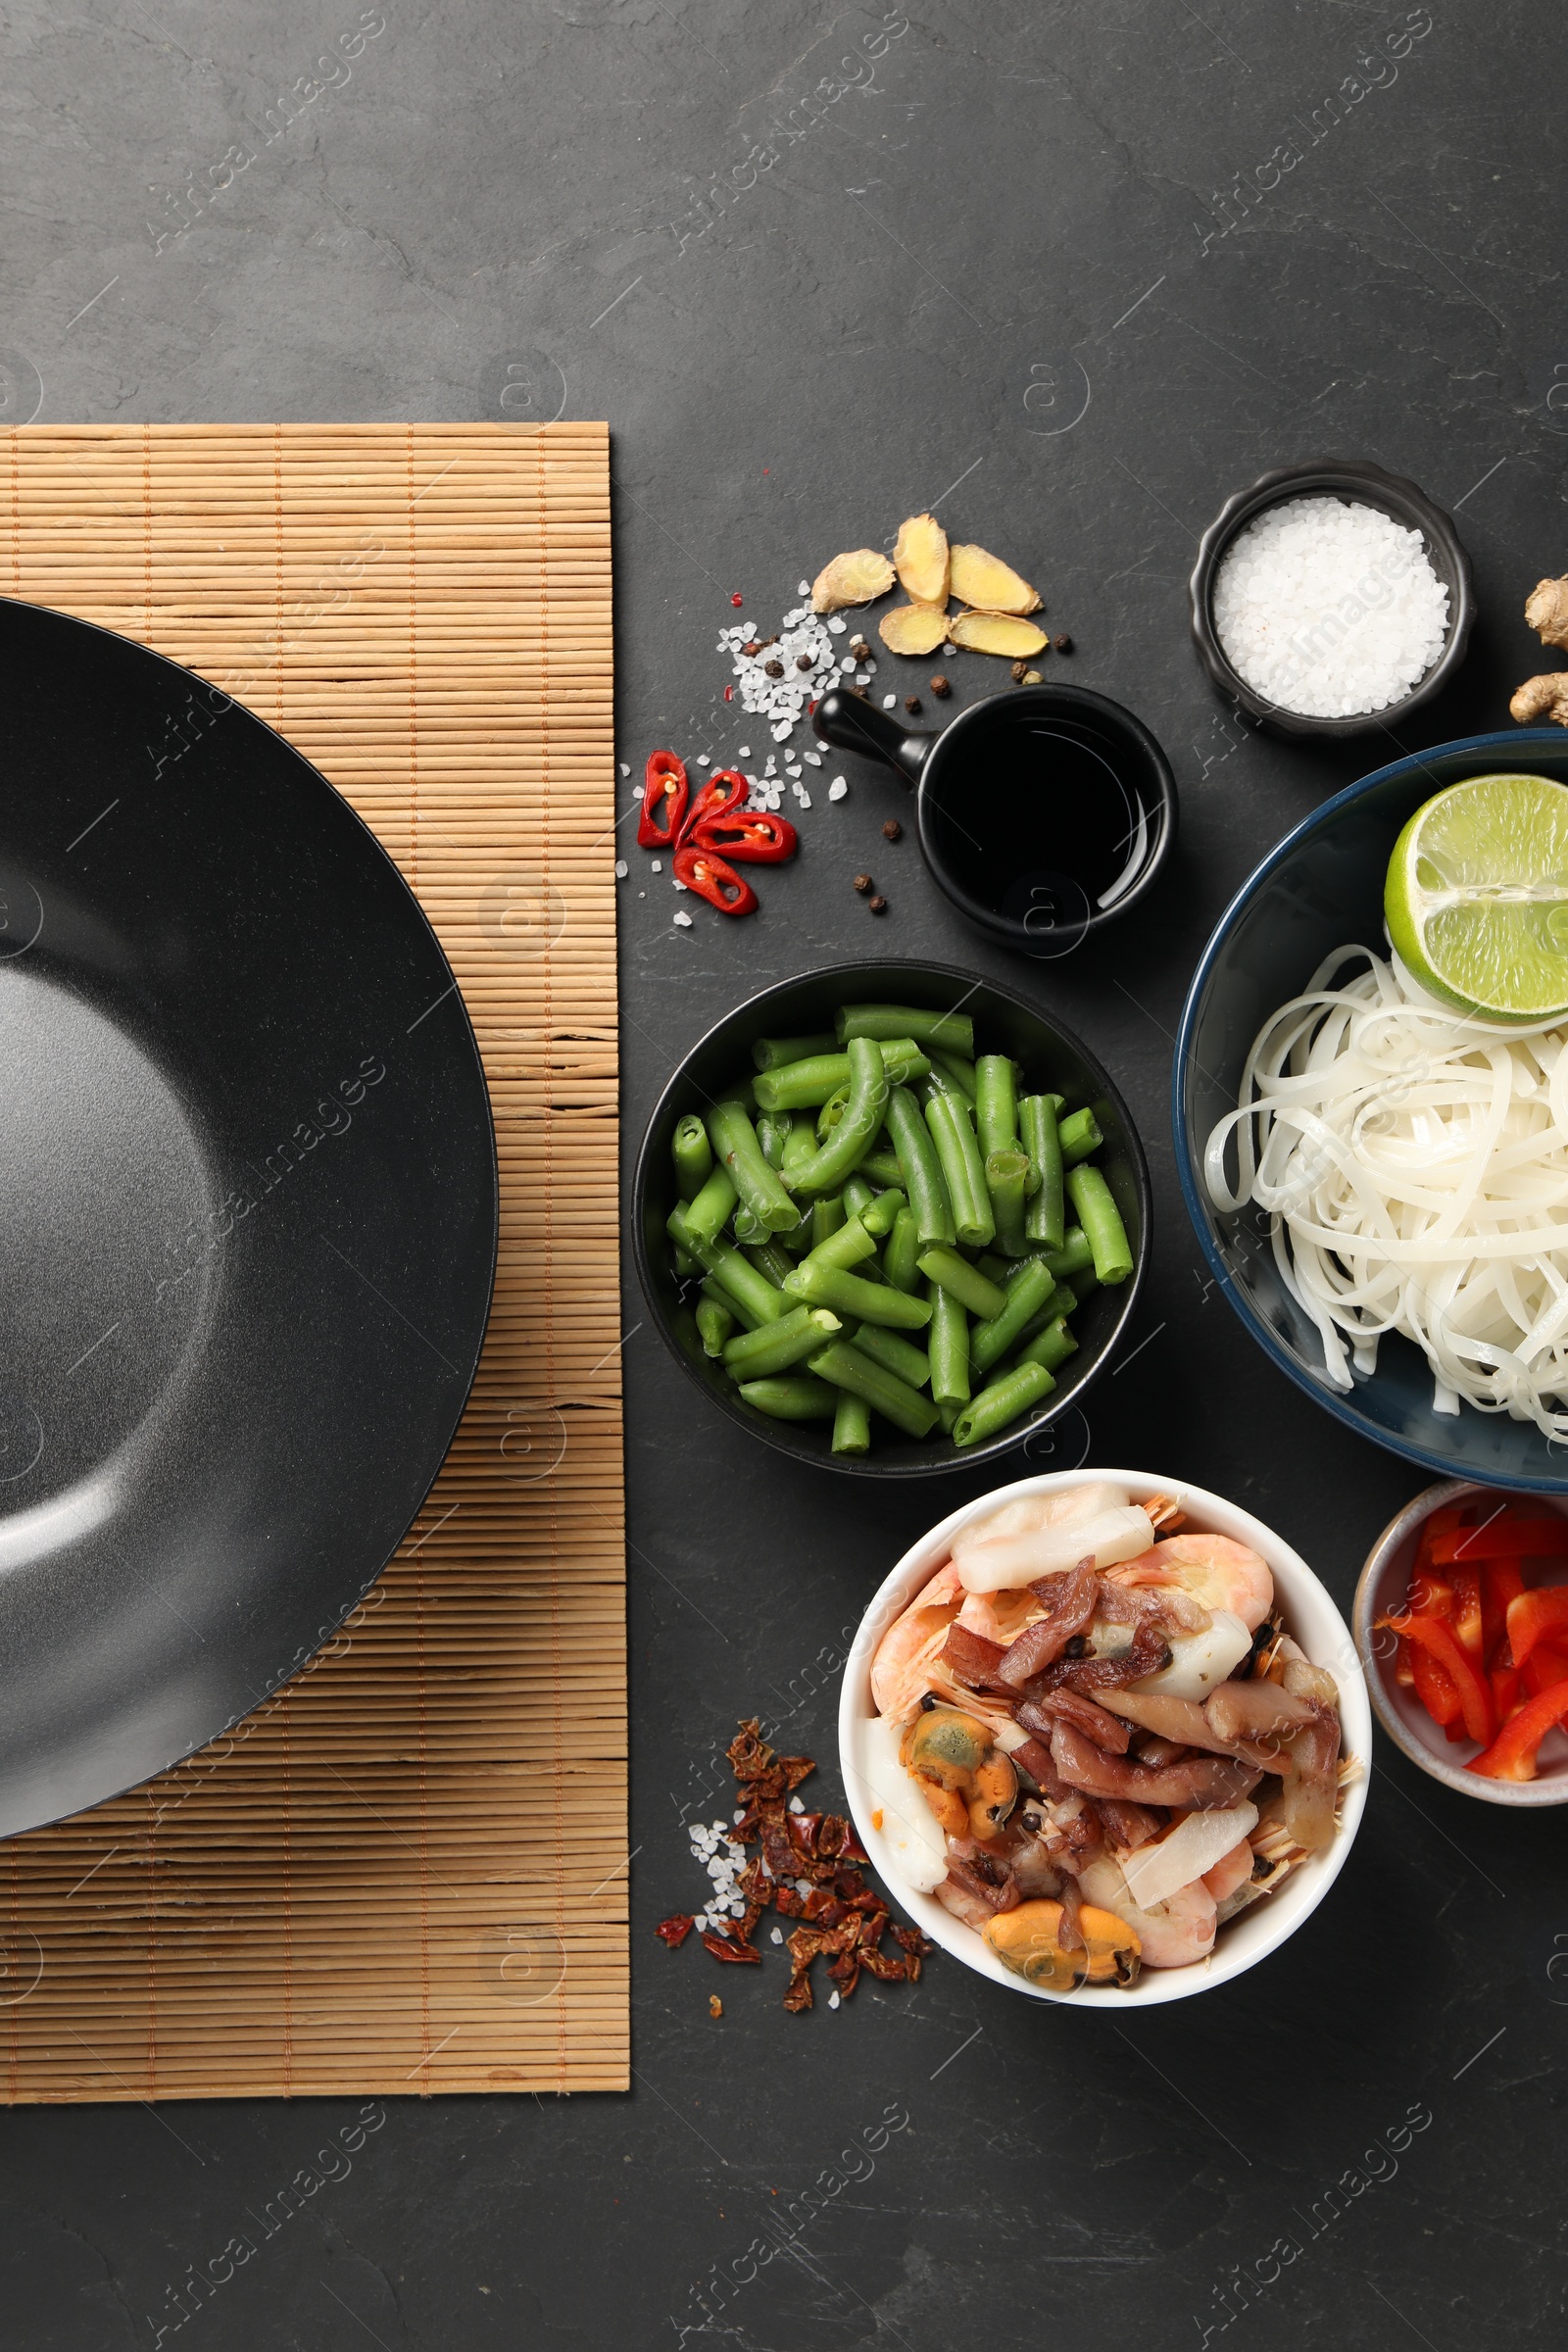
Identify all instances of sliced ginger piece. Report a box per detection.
[811,548,896,613]
[950,610,1049,658]
[893,513,950,606]
[878,603,951,656]
[1525,576,1568,654]
[949,542,1041,615]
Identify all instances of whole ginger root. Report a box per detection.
[1512,573,1568,724]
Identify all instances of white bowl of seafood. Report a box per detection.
[840,1471,1369,2006]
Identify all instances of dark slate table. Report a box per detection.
[5,5,1559,2344]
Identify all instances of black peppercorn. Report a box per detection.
[929,673,951,698]
[1054,633,1073,654]
[904,695,921,713]
[854,872,873,894]
[763,659,784,678]
[796,653,813,671]
[868,894,888,914]
[881,819,902,842]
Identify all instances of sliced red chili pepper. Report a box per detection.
[1505,1585,1568,1669]
[1481,1557,1525,1664]
[672,842,759,915]
[1433,1517,1568,1563]
[1450,1564,1484,1660]
[1523,1640,1568,1700]
[1468,1673,1568,1780]
[691,811,799,864]
[637,750,689,849]
[1381,1613,1496,1747]
[677,768,750,844]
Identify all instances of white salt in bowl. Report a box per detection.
[1188,458,1473,740]
[838,1469,1371,2008]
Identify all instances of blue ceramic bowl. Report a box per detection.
[1174,730,1568,1493]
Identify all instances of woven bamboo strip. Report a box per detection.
[0,422,625,2103]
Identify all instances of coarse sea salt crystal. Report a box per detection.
[614,858,628,878]
[770,1926,784,1945]
[650,858,662,873]
[617,761,629,778]
[1212,493,1449,719]
[828,614,847,633]
[799,579,810,596]
[632,783,644,800]
[804,752,821,766]
[797,787,811,808]
[829,778,847,800]
[828,1990,841,2010]
[697,754,710,766]
[883,695,897,709]
[673,879,688,891]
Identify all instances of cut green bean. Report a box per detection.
[672,1114,712,1201]
[926,1278,971,1406]
[781,1118,818,1176]
[672,1243,696,1279]
[683,1164,739,1250]
[695,1297,733,1356]
[739,1375,838,1421]
[755,1108,793,1169]
[858,1185,906,1240]
[815,1085,850,1143]
[745,1239,799,1290]
[985,1147,1030,1258]
[810,1193,846,1251]
[841,1174,877,1223]
[938,1397,962,1435]
[886,1086,955,1249]
[783,1036,890,1199]
[753,1031,837,1072]
[670,1209,789,1324]
[975,1055,1021,1157]
[722,1304,842,1379]
[1011,1282,1079,1353]
[838,1004,976,1057]
[1067,1266,1100,1304]
[883,1205,922,1295]
[953,1359,1056,1449]
[978,1252,1011,1288]
[699,1273,764,1334]
[1014,1316,1079,1376]
[858,1146,905,1189]
[707,1099,799,1234]
[806,1340,940,1439]
[754,1038,930,1113]
[1020,1093,1066,1250]
[783,1259,933,1329]
[832,1392,872,1455]
[927,1047,978,1102]
[1058,1105,1102,1167]
[916,1246,1007,1321]
[969,1257,1056,1378]
[924,1094,995,1250]
[1065,1163,1134,1284]
[1040,1225,1095,1281]
[797,1214,878,1278]
[849,1321,931,1392]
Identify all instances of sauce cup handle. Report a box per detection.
[811,686,934,788]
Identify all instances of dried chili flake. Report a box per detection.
[702,1928,762,1965]
[655,1912,696,1947]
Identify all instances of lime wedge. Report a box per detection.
[1385,772,1568,1022]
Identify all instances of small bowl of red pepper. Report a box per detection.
[1354,1485,1568,1805]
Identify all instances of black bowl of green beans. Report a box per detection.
[632,961,1152,1477]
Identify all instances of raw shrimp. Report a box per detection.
[870,1564,963,1719]
[1201,1838,1255,1904]
[956,1586,1043,1647]
[1082,1858,1217,1967]
[1105,1532,1274,1633]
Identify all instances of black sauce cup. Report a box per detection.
[812,681,1177,957]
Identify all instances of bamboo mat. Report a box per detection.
[0,424,627,2100]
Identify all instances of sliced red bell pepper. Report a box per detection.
[1489,1660,1522,1723]
[677,769,750,842]
[1468,1674,1568,1781]
[1450,1564,1484,1660]
[1481,1557,1524,1664]
[1522,1639,1568,1700]
[1381,1613,1496,1748]
[638,750,689,849]
[1407,1566,1454,1620]
[672,842,759,916]
[1433,1517,1568,1563]
[1411,1639,1461,1728]
[1505,1585,1568,1669]
[690,810,799,863]
[1393,1631,1415,1690]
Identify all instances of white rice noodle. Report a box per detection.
[1204,944,1568,1436]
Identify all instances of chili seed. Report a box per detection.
[868,895,888,914]
[1054,633,1073,654]
[881,819,902,842]
[904,695,921,713]
[763,659,784,678]
[929,673,951,698]
[854,872,873,894]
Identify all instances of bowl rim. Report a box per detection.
[1352,1479,1568,1805]
[1187,456,1475,739]
[909,681,1180,949]
[1172,728,1568,1493]
[631,957,1152,1477]
[837,1466,1371,2007]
